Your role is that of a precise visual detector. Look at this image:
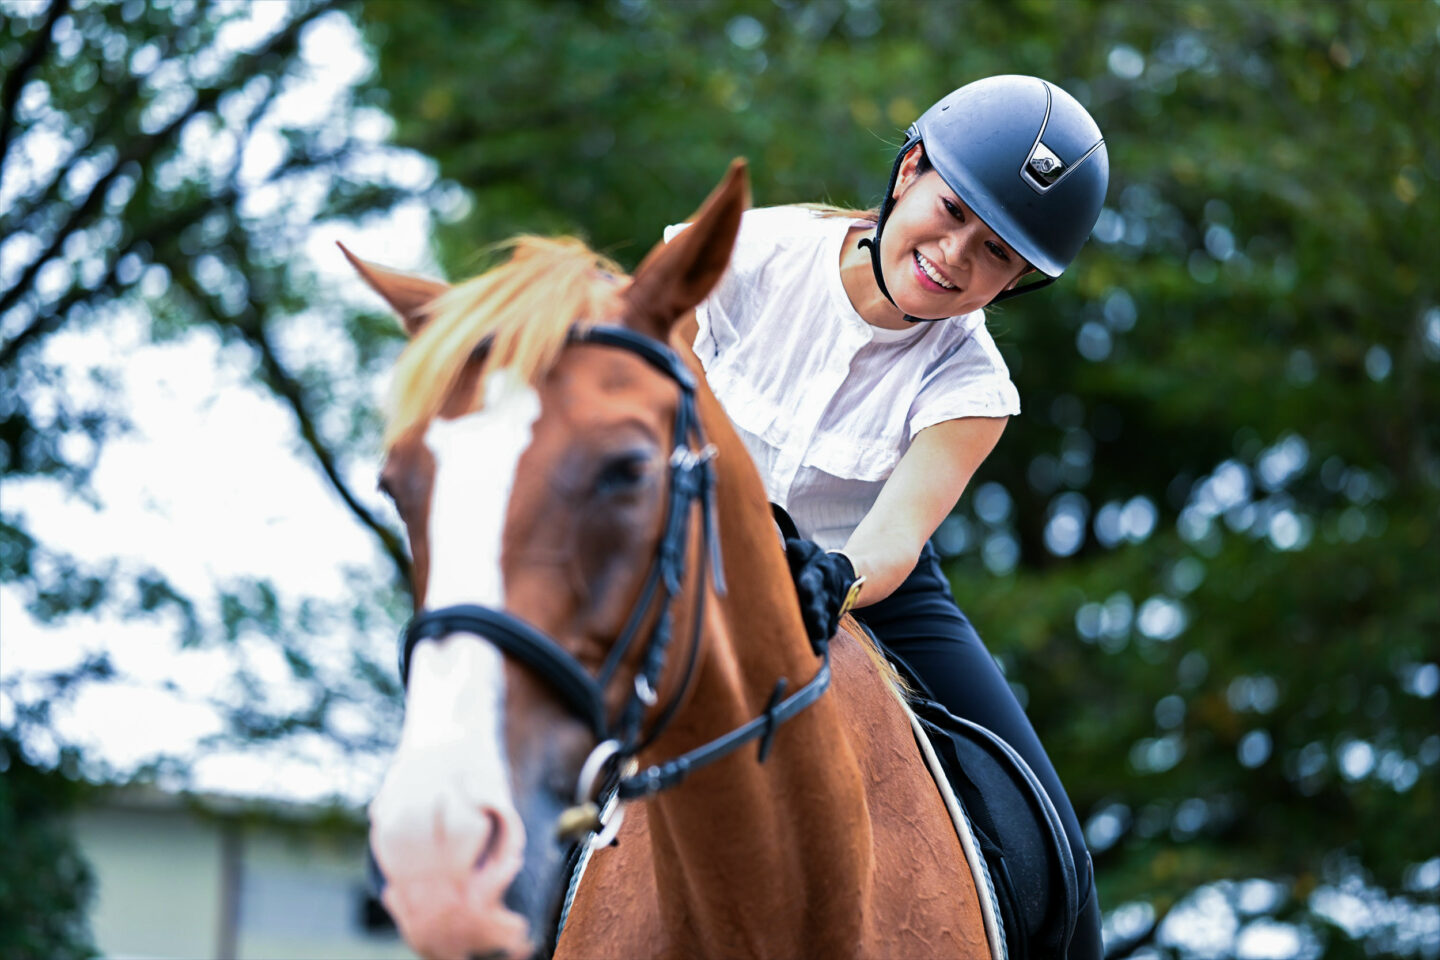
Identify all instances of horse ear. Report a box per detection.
[338,243,449,337]
[625,158,749,339]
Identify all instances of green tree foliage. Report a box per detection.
[0,733,97,960]
[1,2,424,951]
[359,1,1438,955]
[0,0,423,750]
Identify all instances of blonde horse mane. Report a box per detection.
[384,236,625,450]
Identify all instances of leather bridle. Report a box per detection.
[395,325,834,844]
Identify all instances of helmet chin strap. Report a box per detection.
[857,136,933,323]
[858,137,1059,322]
[989,273,1057,303]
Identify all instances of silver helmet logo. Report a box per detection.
[1026,141,1066,186]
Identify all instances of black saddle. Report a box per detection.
[884,648,1080,960]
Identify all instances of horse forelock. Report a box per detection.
[384,235,628,451]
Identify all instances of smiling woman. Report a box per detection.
[844,147,1032,325]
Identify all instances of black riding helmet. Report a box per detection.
[858,75,1110,321]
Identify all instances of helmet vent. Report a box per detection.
[1024,141,1066,188]
[1021,136,1105,196]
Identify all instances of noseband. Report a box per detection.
[396,326,833,842]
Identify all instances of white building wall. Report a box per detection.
[74,805,224,960]
[236,825,412,960]
[71,795,415,960]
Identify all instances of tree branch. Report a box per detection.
[245,318,413,589]
[0,183,242,369]
[0,72,144,240]
[165,267,412,589]
[0,0,69,180]
[0,0,344,335]
[0,0,411,591]
[0,2,204,239]
[0,128,366,371]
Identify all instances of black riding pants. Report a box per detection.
[853,541,1103,960]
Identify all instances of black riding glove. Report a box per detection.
[784,537,862,643]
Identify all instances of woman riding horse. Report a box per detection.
[666,75,1107,958]
[355,163,997,958]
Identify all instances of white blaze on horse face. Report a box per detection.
[369,370,539,955]
[398,368,540,755]
[368,373,539,956]
[424,368,541,611]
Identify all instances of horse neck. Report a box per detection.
[635,371,880,952]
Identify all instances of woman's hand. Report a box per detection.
[784,538,863,643]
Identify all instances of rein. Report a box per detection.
[396,325,833,842]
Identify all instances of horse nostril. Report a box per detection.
[474,809,505,871]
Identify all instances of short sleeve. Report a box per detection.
[664,210,797,369]
[907,321,1021,437]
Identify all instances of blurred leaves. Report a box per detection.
[0,0,418,667]
[1,3,417,954]
[0,732,98,960]
[0,0,417,589]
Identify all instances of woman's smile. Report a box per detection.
[913,250,958,292]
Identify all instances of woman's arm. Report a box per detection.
[842,415,1008,605]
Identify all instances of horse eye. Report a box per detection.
[594,452,652,495]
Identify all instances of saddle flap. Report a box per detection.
[913,697,1080,959]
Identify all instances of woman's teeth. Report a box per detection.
[915,251,956,289]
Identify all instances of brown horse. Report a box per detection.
[353,161,990,960]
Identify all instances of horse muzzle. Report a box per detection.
[369,748,537,960]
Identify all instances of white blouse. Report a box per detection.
[666,205,1021,551]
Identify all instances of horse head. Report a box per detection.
[354,162,750,960]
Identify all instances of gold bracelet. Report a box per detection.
[827,549,866,617]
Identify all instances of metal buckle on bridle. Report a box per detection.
[634,675,659,707]
[555,739,636,846]
[671,443,718,471]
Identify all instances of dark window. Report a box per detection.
[357,887,398,937]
